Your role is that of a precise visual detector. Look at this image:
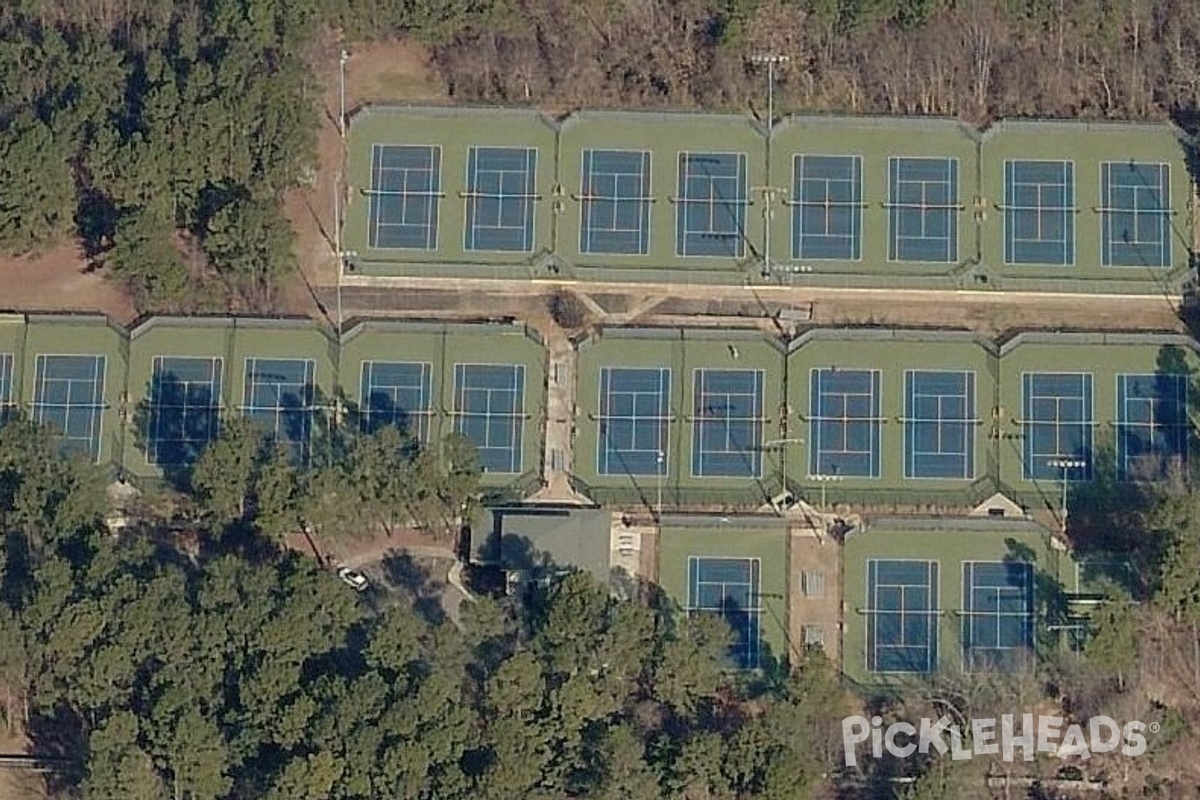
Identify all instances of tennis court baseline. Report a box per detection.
[675,152,748,258]
[688,556,761,669]
[360,360,432,438]
[1116,373,1187,480]
[904,370,975,480]
[367,144,442,250]
[147,356,222,466]
[888,157,959,263]
[32,354,107,462]
[453,363,525,473]
[1021,372,1093,481]
[598,367,670,477]
[791,155,863,261]
[1004,159,1075,266]
[691,368,763,478]
[809,368,881,478]
[243,358,315,464]
[579,149,652,255]
[464,147,538,253]
[1101,161,1172,268]
[866,559,939,673]
[962,561,1034,671]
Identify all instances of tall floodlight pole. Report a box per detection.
[750,54,790,137]
[1047,458,1087,535]
[764,438,803,511]
[807,473,844,513]
[339,49,349,138]
[334,171,343,334]
[750,54,789,279]
[656,450,665,522]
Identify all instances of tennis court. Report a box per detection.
[464,146,538,252]
[904,370,975,480]
[887,157,959,263]
[453,363,525,473]
[1022,372,1092,480]
[688,556,761,669]
[243,358,315,463]
[1116,373,1187,480]
[961,561,1033,671]
[866,559,939,673]
[1101,161,1172,268]
[1003,160,1074,266]
[360,360,432,437]
[691,369,763,478]
[31,354,107,461]
[367,144,442,250]
[579,149,652,255]
[147,356,222,466]
[598,367,670,476]
[809,368,881,478]
[675,152,747,258]
[790,155,863,261]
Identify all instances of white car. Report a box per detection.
[336,566,369,592]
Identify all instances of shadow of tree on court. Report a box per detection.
[129,371,220,491]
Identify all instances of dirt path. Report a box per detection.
[0,242,136,324]
[0,732,48,800]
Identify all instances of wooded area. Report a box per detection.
[3,0,1200,311]
[5,0,1200,796]
[0,416,852,799]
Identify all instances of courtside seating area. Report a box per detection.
[343,107,1194,294]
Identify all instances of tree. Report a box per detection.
[191,417,260,526]
[104,206,192,313]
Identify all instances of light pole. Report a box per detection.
[1047,458,1087,535]
[339,49,349,138]
[656,450,665,522]
[806,473,844,513]
[749,54,790,137]
[749,53,789,280]
[764,438,803,509]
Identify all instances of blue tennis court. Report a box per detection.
[579,149,652,255]
[1004,160,1074,266]
[453,363,525,473]
[888,157,959,263]
[675,152,748,258]
[359,361,432,438]
[1022,372,1093,481]
[0,353,11,407]
[598,367,670,476]
[32,354,107,461]
[147,356,222,466]
[688,556,761,669]
[867,560,939,673]
[809,368,881,478]
[464,147,538,252]
[904,370,975,480]
[791,155,863,260]
[691,369,763,478]
[962,561,1033,671]
[1116,373,1187,480]
[1101,161,1172,268]
[243,358,315,464]
[367,145,441,250]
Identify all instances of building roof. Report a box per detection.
[471,505,612,584]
